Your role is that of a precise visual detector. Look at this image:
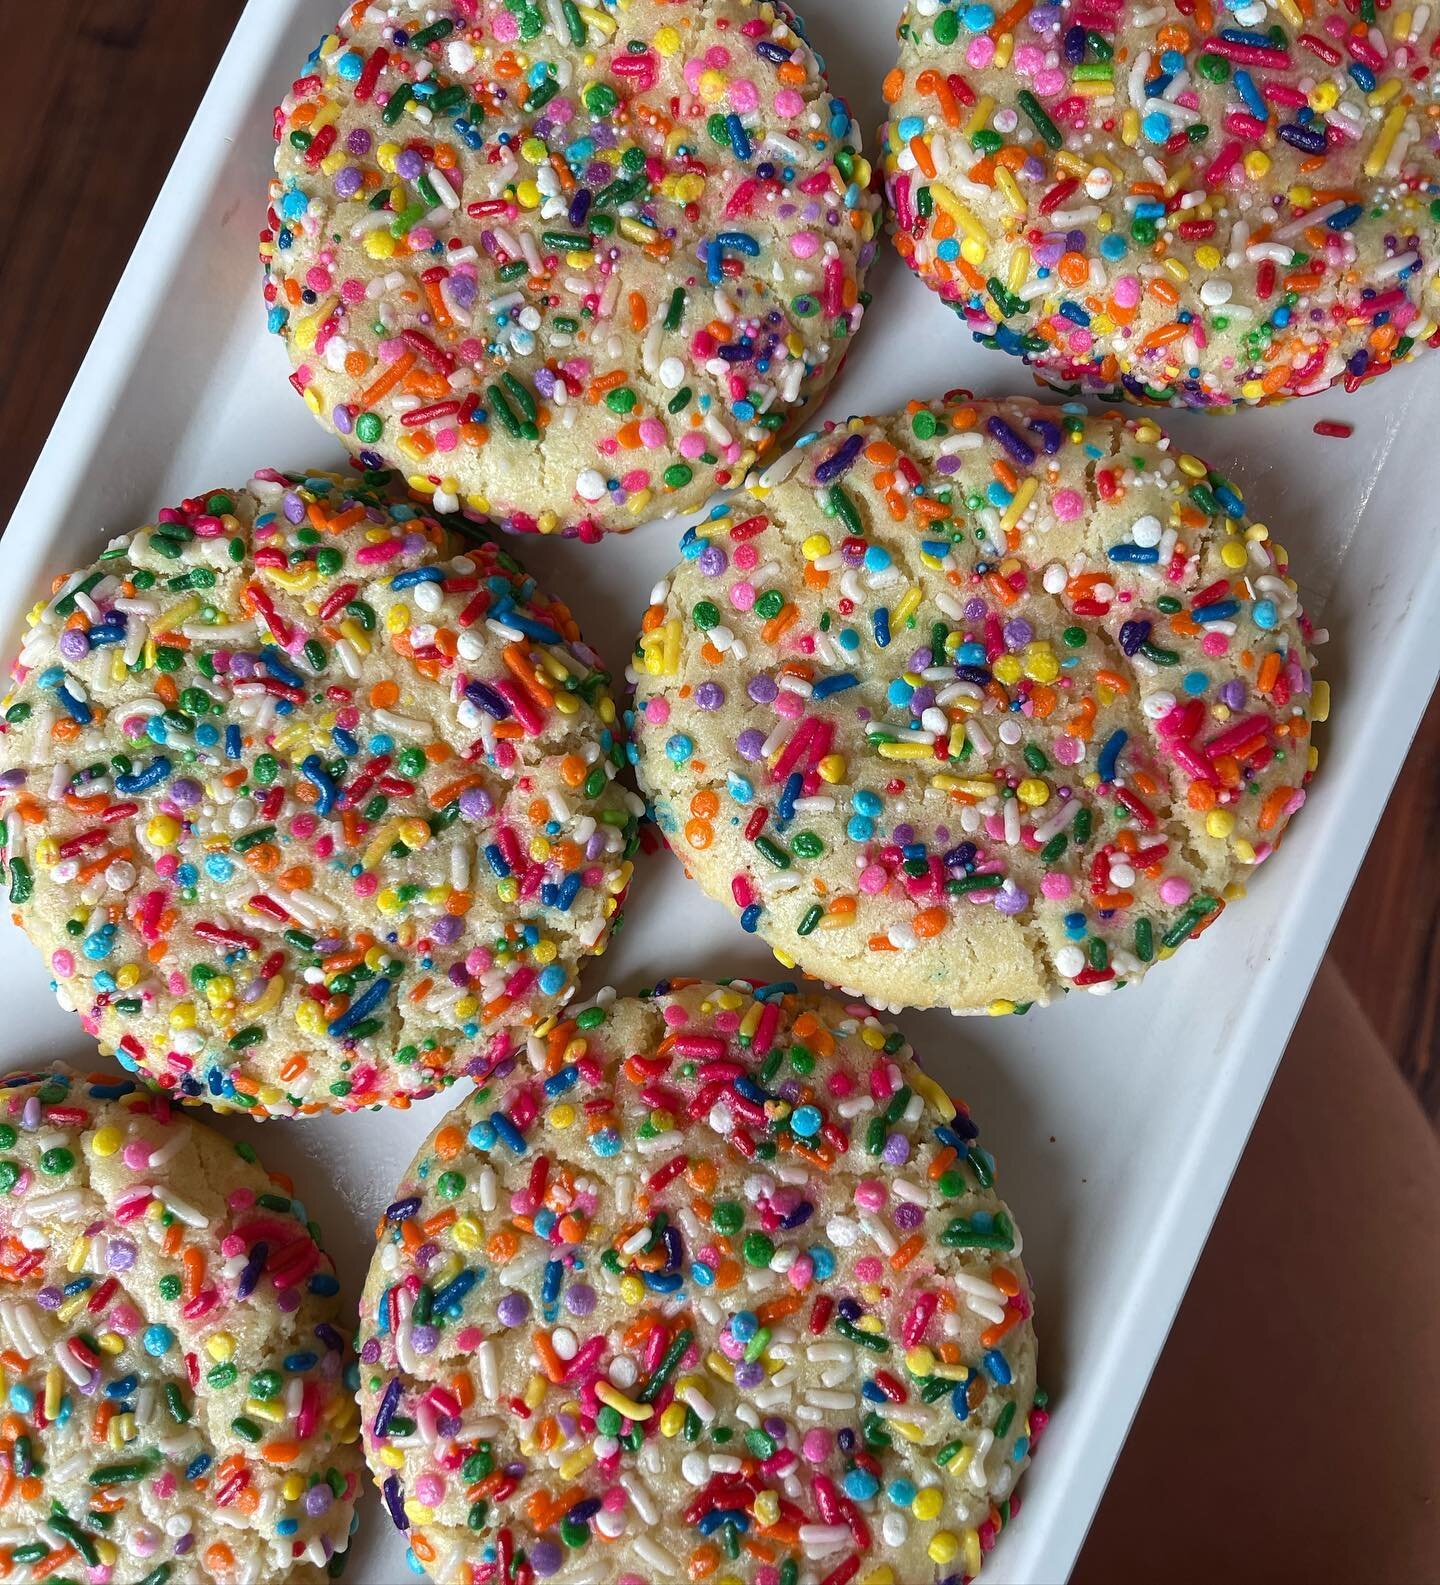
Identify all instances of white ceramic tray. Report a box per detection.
[5,1,1438,1580]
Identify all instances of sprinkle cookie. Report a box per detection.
[0,471,639,1117]
[882,0,1440,408]
[0,1066,361,1582]
[630,397,1325,1015]
[262,0,879,539]
[358,978,1041,1584]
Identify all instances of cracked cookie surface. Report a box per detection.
[0,470,638,1117]
[263,0,878,539]
[0,1066,361,1583]
[881,0,1440,408]
[358,978,1040,1584]
[629,396,1323,1014]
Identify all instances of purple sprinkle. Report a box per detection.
[334,167,363,199]
[58,630,90,661]
[995,886,1030,916]
[1219,678,1247,710]
[893,1201,924,1231]
[346,127,372,155]
[395,149,423,180]
[986,416,1036,467]
[168,778,202,807]
[382,1473,409,1531]
[360,1338,382,1364]
[564,1282,596,1317]
[282,492,306,525]
[374,1376,403,1438]
[698,544,728,576]
[430,915,462,946]
[1003,619,1034,651]
[736,729,765,761]
[497,1292,530,1327]
[881,1133,910,1165]
[410,1325,439,1356]
[459,785,494,820]
[813,432,864,484]
[37,1285,62,1310]
[529,1541,564,1577]
[695,682,725,711]
[747,676,778,705]
[305,1485,333,1516]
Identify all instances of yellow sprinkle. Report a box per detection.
[999,475,1036,533]
[1368,76,1403,108]
[962,97,995,145]
[912,1487,945,1522]
[909,1069,956,1122]
[44,1366,63,1420]
[1311,680,1331,723]
[91,1126,123,1157]
[892,586,922,627]
[929,185,988,248]
[361,819,407,871]
[994,164,1025,216]
[151,596,201,634]
[558,1445,597,1482]
[876,741,935,760]
[931,775,996,798]
[595,1382,654,1421]
[929,1532,960,1565]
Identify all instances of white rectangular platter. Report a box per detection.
[4,0,1439,1580]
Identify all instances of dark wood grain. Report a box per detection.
[1330,688,1440,1119]
[0,1,1435,1123]
[0,0,246,528]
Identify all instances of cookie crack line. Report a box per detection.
[629,394,1324,1015]
[262,0,880,538]
[357,979,1044,1585]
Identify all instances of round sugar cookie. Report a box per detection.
[629,396,1324,1015]
[357,978,1041,1585]
[0,470,639,1118]
[881,0,1440,408]
[0,1065,362,1582]
[262,0,879,540]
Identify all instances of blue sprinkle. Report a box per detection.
[327,975,391,1037]
[812,671,858,700]
[260,646,304,687]
[491,1112,527,1154]
[983,1348,1013,1386]
[300,754,339,815]
[114,755,171,794]
[1096,730,1127,783]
